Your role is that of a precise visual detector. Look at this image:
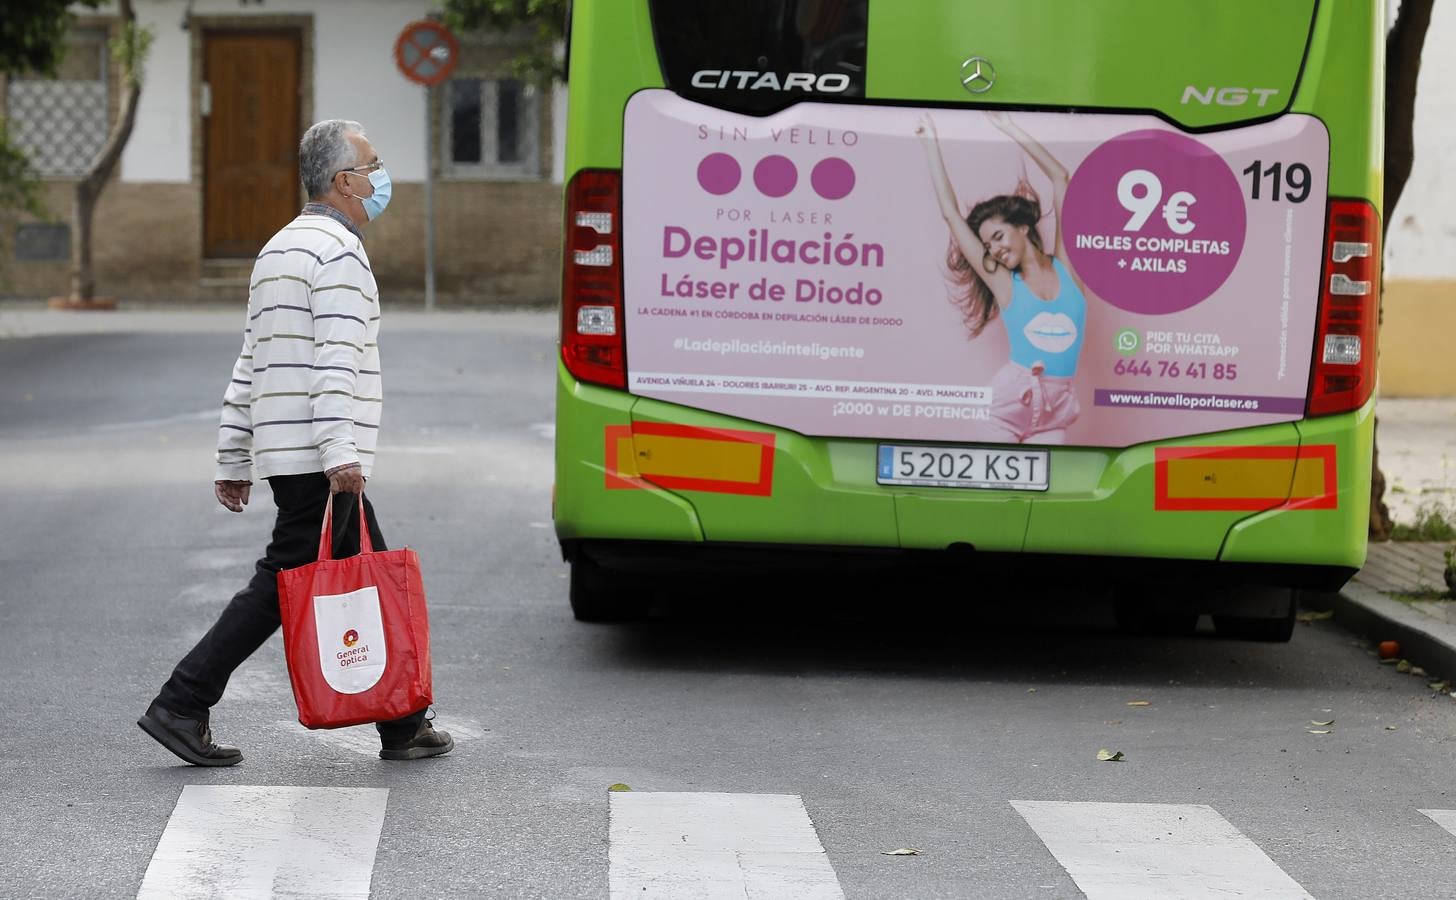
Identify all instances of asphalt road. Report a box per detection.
[1,310,1453,899]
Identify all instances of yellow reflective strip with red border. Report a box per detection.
[1155,445,1337,511]
[605,423,775,496]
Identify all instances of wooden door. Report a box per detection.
[204,32,301,258]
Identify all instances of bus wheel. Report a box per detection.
[1212,589,1298,643]
[1114,598,1199,638]
[569,557,651,623]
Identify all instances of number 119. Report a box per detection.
[1242,160,1311,203]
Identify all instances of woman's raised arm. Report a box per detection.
[987,111,1073,263]
[917,114,1000,290]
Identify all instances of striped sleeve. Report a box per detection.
[309,253,376,472]
[215,327,257,481]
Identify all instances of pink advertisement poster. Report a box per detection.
[622,90,1329,447]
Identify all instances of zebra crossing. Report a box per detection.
[135,786,1456,899]
[608,792,844,899]
[1011,801,1312,899]
[138,786,388,900]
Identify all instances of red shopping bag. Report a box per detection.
[277,495,433,729]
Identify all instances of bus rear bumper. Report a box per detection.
[561,538,1357,594]
[554,363,1374,582]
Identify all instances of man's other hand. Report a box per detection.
[326,463,365,495]
[215,480,252,512]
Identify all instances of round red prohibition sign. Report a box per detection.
[394,21,459,87]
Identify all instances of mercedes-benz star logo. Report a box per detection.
[960,56,996,94]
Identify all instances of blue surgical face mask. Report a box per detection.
[351,166,391,221]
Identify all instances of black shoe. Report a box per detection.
[379,718,454,761]
[137,702,243,767]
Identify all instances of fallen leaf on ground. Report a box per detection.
[883,848,921,856]
[1096,749,1126,762]
[1378,658,1399,665]
[1296,610,1335,623]
[1429,681,1452,692]
[1027,688,1037,693]
[1307,729,1332,735]
[1396,660,1414,674]
[1309,719,1335,727]
[1125,700,1151,707]
[1410,666,1428,678]
[608,783,632,792]
[1385,725,1398,731]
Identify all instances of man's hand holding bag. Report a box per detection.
[277,495,433,729]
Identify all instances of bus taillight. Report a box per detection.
[561,169,626,389]
[1307,199,1380,417]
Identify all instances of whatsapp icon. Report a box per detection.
[1115,329,1141,356]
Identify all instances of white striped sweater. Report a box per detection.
[215,211,382,482]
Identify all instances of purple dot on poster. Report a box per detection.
[697,153,741,195]
[754,155,798,198]
[810,157,855,200]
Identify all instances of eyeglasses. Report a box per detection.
[337,159,384,177]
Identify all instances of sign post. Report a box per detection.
[394,21,459,311]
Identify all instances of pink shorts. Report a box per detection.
[988,362,1081,443]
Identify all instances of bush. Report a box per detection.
[1392,501,1456,542]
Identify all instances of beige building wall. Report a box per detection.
[1380,281,1456,397]
[1380,2,1456,397]
[1,180,560,305]
[0,2,560,306]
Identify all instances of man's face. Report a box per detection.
[336,133,380,204]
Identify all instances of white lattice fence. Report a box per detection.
[6,80,109,178]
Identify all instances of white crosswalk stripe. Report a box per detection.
[133,787,1454,896]
[136,785,389,900]
[609,792,845,899]
[1011,800,1313,899]
[1419,808,1456,837]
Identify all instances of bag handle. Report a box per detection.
[317,493,374,561]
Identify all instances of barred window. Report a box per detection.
[444,77,541,179]
[6,27,110,178]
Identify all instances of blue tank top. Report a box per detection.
[1003,257,1086,378]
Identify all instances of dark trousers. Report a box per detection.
[155,473,427,743]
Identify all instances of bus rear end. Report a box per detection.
[555,0,1382,636]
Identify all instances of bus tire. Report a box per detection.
[569,557,650,623]
[1212,589,1298,643]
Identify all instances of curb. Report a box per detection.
[1316,581,1456,682]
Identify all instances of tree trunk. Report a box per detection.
[69,181,98,300]
[68,0,140,302]
[1371,0,1436,541]
[1385,0,1434,221]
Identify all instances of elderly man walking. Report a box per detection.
[138,120,452,766]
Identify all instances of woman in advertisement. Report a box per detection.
[917,112,1089,445]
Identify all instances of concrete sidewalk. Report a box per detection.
[1377,398,1456,527]
[1330,398,1455,689]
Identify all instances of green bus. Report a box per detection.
[554,0,1382,640]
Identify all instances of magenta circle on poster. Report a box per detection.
[1062,129,1247,316]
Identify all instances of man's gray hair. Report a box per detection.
[299,119,365,199]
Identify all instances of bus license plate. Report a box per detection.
[876,445,1050,491]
